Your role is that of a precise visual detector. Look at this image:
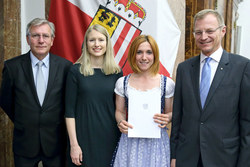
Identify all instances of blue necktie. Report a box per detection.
[200,57,211,108]
[36,61,46,105]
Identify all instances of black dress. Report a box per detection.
[65,64,122,167]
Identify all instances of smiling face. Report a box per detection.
[135,41,154,72]
[194,14,226,56]
[26,24,54,60]
[87,29,107,58]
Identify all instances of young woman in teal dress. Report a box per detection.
[65,24,122,167]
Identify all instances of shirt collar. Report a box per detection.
[30,52,50,68]
[200,47,223,63]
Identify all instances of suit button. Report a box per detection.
[201,122,204,125]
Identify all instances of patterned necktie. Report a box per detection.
[200,57,211,108]
[36,61,46,105]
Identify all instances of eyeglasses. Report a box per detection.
[193,26,223,37]
[29,33,52,40]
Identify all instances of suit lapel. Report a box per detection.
[191,56,203,110]
[203,50,230,109]
[43,54,58,105]
[21,52,41,104]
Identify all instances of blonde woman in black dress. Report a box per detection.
[65,24,122,167]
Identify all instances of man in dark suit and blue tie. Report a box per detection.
[0,18,72,167]
[170,9,250,167]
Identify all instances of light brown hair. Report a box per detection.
[128,35,159,75]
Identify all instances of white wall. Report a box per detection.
[21,0,45,54]
[237,0,250,59]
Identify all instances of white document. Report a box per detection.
[128,88,161,138]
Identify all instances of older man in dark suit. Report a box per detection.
[0,18,72,167]
[170,9,250,167]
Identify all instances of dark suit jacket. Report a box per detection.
[170,50,250,167]
[0,51,72,158]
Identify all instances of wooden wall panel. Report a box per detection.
[45,0,51,19]
[224,0,233,52]
[0,0,3,75]
[0,0,21,166]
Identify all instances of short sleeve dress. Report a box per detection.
[112,75,175,167]
[65,64,123,167]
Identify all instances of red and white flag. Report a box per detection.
[48,0,180,76]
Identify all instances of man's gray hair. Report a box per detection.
[26,18,55,37]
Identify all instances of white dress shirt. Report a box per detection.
[30,52,50,88]
[199,47,223,85]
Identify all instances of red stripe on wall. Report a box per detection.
[119,28,141,75]
[113,23,132,56]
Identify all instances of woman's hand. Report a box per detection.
[117,120,133,134]
[153,112,172,128]
[70,145,83,166]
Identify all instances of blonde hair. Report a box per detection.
[76,24,120,76]
[128,35,159,75]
